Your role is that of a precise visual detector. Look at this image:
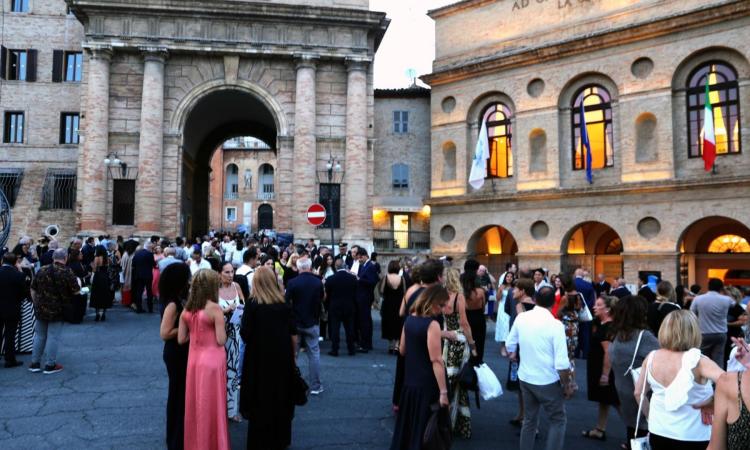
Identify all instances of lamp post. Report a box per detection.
[325,154,342,256]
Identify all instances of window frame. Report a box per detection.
[393,110,409,134]
[570,84,614,171]
[685,60,742,159]
[481,102,514,179]
[40,169,76,210]
[112,179,135,225]
[0,168,23,207]
[6,49,27,81]
[225,207,237,222]
[60,112,80,144]
[10,0,29,13]
[392,163,409,189]
[63,51,83,82]
[4,111,24,144]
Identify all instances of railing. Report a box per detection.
[373,229,430,252]
[257,192,275,201]
[224,192,239,200]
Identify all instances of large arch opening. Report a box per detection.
[467,225,518,276]
[678,216,750,288]
[561,221,623,280]
[180,88,278,238]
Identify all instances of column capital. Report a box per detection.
[139,46,169,63]
[345,57,370,73]
[85,45,113,61]
[294,53,318,70]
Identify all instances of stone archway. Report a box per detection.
[561,221,623,280]
[677,216,750,287]
[467,225,518,277]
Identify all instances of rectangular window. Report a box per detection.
[225,207,237,222]
[7,50,26,80]
[40,169,76,210]
[318,183,340,229]
[60,113,80,144]
[4,112,24,143]
[64,52,82,82]
[0,168,23,207]
[393,111,409,134]
[11,0,29,12]
[112,179,135,225]
[392,164,409,189]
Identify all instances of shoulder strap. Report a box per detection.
[625,330,645,376]
[738,373,743,411]
[634,352,653,437]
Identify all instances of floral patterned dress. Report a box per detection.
[443,295,471,438]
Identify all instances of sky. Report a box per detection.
[369,0,456,89]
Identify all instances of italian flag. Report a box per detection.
[702,80,716,172]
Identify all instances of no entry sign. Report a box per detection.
[307,203,327,226]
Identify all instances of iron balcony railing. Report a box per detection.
[373,229,430,252]
[257,191,275,201]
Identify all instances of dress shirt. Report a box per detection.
[506,306,570,385]
[190,258,212,276]
[158,256,181,273]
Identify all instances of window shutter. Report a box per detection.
[392,164,398,186]
[26,49,37,82]
[402,164,409,186]
[402,111,408,133]
[0,46,7,80]
[51,50,63,82]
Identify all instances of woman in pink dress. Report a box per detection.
[178,269,230,450]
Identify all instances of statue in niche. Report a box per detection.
[244,169,253,189]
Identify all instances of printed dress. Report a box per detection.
[443,296,471,438]
[219,286,242,419]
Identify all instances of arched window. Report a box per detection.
[572,85,614,171]
[481,103,513,178]
[225,164,239,199]
[686,61,741,158]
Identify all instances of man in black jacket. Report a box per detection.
[131,242,156,313]
[355,248,379,353]
[325,257,358,356]
[0,253,27,368]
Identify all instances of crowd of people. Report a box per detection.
[1,230,750,450]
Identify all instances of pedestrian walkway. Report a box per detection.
[0,305,623,449]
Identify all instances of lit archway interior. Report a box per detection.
[467,225,518,277]
[678,216,750,287]
[562,221,623,280]
[181,89,277,237]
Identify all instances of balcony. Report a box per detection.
[224,192,239,200]
[373,229,430,252]
[257,191,275,201]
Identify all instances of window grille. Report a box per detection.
[40,169,76,210]
[0,169,23,206]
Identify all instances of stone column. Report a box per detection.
[79,47,112,234]
[292,55,317,240]
[342,59,369,242]
[135,48,167,235]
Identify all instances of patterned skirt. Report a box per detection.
[444,330,471,438]
[226,321,242,418]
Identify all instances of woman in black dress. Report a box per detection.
[380,260,405,354]
[89,247,114,321]
[158,263,191,450]
[582,295,620,441]
[240,267,297,450]
[391,285,450,450]
[461,260,487,363]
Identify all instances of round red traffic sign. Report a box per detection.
[307,203,327,226]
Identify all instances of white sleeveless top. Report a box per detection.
[219,283,241,311]
[646,348,714,441]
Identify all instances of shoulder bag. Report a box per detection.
[422,403,452,450]
[625,330,645,385]
[291,365,309,406]
[578,294,593,322]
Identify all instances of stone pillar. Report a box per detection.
[292,55,317,240]
[342,59,369,242]
[79,47,112,234]
[135,48,167,235]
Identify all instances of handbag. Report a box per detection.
[578,294,593,322]
[474,363,503,400]
[625,330,645,385]
[422,403,452,450]
[457,355,481,408]
[291,365,309,406]
[630,353,652,450]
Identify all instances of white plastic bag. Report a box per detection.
[474,363,503,400]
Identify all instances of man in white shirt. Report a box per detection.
[189,248,211,276]
[235,247,257,296]
[506,286,574,450]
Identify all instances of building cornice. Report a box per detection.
[422,1,750,86]
[427,0,496,20]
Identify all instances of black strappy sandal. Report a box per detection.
[581,428,607,441]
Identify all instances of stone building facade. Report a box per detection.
[423,0,750,287]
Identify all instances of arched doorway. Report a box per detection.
[180,87,278,238]
[678,216,750,288]
[258,204,274,230]
[561,221,623,280]
[467,225,518,277]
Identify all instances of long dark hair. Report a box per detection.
[461,259,480,299]
[159,263,191,305]
[612,295,649,341]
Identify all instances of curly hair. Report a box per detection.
[185,269,220,312]
[444,268,461,295]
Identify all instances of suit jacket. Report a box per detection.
[575,277,596,308]
[131,249,155,280]
[285,272,324,329]
[325,269,358,314]
[594,281,611,297]
[0,265,27,318]
[610,286,631,299]
[356,260,379,303]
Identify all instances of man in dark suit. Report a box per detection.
[610,277,631,299]
[594,273,611,298]
[325,257,358,356]
[0,253,27,368]
[81,236,96,268]
[131,242,156,313]
[354,247,379,353]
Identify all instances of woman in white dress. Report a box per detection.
[218,262,245,422]
[494,271,514,345]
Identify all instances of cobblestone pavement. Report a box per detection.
[0,305,623,449]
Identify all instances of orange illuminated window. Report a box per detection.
[572,85,614,171]
[482,103,513,178]
[708,235,750,253]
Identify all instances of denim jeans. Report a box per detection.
[297,325,321,390]
[31,320,63,368]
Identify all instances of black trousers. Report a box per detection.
[355,297,373,350]
[131,276,153,312]
[328,308,355,354]
[650,434,708,450]
[466,308,487,363]
[1,313,18,362]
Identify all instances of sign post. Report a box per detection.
[306,203,329,254]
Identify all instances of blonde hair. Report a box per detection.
[658,309,701,351]
[185,269,220,312]
[252,266,285,305]
[411,285,449,317]
[444,268,461,294]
